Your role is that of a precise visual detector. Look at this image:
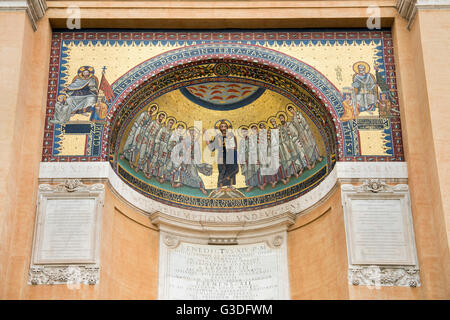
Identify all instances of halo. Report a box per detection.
[249,123,258,130]
[214,119,233,130]
[166,116,177,129]
[175,121,187,131]
[353,61,370,74]
[57,94,66,101]
[156,111,167,120]
[258,121,267,129]
[285,103,298,114]
[147,103,159,114]
[267,116,278,128]
[276,111,288,120]
[78,66,95,76]
[237,125,249,138]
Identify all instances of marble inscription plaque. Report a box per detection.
[349,199,414,265]
[37,198,96,263]
[160,242,289,300]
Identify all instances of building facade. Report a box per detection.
[0,0,449,299]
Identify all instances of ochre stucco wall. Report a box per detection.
[0,1,449,299]
[287,186,349,299]
[0,11,52,299]
[391,11,450,299]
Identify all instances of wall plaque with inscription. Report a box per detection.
[341,180,420,287]
[158,240,290,300]
[37,198,96,263]
[29,180,104,285]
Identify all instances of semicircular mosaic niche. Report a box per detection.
[110,59,337,211]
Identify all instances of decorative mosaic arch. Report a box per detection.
[101,43,348,161]
[98,43,349,211]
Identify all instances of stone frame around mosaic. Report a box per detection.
[42,29,403,163]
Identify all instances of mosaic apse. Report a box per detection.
[42,30,404,211]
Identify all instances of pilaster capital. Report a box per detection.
[0,0,47,31]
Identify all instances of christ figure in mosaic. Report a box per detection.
[206,121,239,189]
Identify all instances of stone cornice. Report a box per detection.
[397,0,450,29]
[0,0,47,31]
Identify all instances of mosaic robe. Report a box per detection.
[287,121,308,170]
[279,122,301,176]
[181,136,210,189]
[269,126,290,180]
[137,120,162,171]
[122,111,152,161]
[50,100,72,124]
[291,111,321,165]
[129,119,153,166]
[208,133,239,187]
[238,135,261,187]
[65,76,98,113]
[147,125,173,177]
[352,73,377,112]
[258,129,277,183]
[163,131,184,183]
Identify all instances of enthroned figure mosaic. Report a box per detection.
[42,29,403,211]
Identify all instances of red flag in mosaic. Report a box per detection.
[99,69,114,103]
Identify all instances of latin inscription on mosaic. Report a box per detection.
[161,242,288,299]
[37,198,96,263]
[349,199,414,265]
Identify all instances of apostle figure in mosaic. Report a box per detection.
[181,127,212,195]
[238,126,261,192]
[206,120,239,189]
[148,116,176,182]
[285,115,307,175]
[121,104,158,162]
[258,121,278,188]
[352,61,377,114]
[278,113,301,179]
[138,111,166,174]
[163,122,187,187]
[269,117,291,186]
[50,95,72,124]
[286,104,322,169]
[61,66,99,115]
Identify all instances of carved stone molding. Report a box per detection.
[38,180,105,204]
[29,180,105,285]
[341,179,409,194]
[341,182,420,287]
[29,265,99,285]
[349,265,420,287]
[208,238,238,245]
[397,0,450,29]
[336,162,408,181]
[267,235,284,249]
[0,0,47,31]
[162,234,180,249]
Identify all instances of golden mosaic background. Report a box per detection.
[58,39,387,157]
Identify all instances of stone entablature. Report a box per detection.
[39,161,408,223]
[397,0,450,29]
[0,0,47,30]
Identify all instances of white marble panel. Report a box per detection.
[158,238,290,300]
